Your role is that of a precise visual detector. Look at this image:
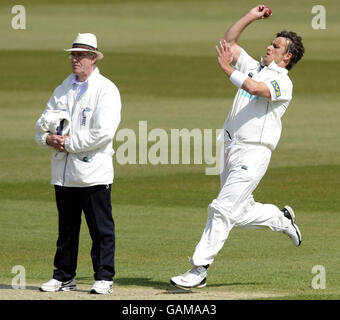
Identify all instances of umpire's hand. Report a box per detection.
[46,134,68,152]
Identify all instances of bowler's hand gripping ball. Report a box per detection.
[263,6,272,18]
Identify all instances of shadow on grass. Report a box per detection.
[0,283,91,293]
[114,277,267,290]
[0,284,40,290]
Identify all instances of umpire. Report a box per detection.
[35,33,121,294]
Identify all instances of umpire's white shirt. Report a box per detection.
[35,67,121,187]
[223,49,292,151]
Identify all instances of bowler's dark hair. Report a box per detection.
[276,30,305,70]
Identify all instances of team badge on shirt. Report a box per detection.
[271,80,281,97]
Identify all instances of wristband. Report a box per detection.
[229,70,248,88]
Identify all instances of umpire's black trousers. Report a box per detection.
[53,184,115,282]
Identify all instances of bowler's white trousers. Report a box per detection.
[192,139,290,266]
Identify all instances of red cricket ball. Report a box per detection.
[263,6,272,17]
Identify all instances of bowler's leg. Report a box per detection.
[192,144,271,266]
[235,196,287,230]
[235,197,302,246]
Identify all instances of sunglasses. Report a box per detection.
[68,52,94,60]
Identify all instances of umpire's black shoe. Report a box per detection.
[282,205,302,246]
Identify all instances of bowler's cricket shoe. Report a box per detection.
[170,266,207,290]
[40,278,77,292]
[90,280,113,294]
[282,205,302,246]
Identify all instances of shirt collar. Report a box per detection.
[71,66,99,85]
[260,57,288,74]
[71,74,88,86]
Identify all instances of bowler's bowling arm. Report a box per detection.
[222,5,270,66]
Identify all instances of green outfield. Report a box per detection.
[0,0,339,300]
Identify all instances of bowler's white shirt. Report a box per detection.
[223,49,293,151]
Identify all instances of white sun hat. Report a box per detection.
[64,33,104,60]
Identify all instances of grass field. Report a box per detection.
[0,0,340,301]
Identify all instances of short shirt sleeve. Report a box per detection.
[235,49,260,74]
[264,76,293,102]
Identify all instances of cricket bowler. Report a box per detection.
[171,4,305,289]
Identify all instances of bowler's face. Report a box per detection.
[263,37,291,68]
[70,52,96,80]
